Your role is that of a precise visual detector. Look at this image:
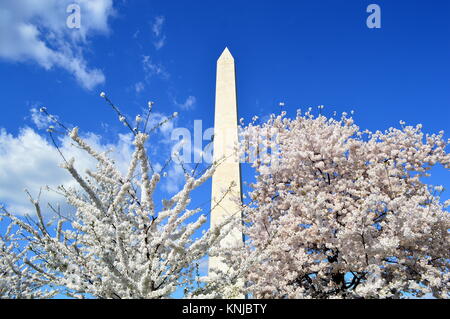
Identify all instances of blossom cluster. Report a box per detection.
[235,110,450,298]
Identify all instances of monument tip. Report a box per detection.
[218,47,234,63]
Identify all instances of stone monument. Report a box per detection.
[208,48,244,297]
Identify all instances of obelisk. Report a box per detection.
[208,47,243,296]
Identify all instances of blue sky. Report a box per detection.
[1,0,450,135]
[0,0,449,283]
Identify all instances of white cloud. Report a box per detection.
[153,35,166,50]
[0,0,114,90]
[0,126,134,216]
[197,257,208,276]
[142,55,169,79]
[134,81,144,93]
[145,111,176,137]
[150,162,185,195]
[152,16,165,37]
[151,16,166,50]
[173,95,197,110]
[30,107,53,129]
[162,164,185,193]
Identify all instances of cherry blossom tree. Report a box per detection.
[0,94,232,299]
[0,217,56,299]
[237,109,450,299]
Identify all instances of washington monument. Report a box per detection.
[208,48,244,293]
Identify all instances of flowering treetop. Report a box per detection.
[0,93,233,299]
[235,109,450,298]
